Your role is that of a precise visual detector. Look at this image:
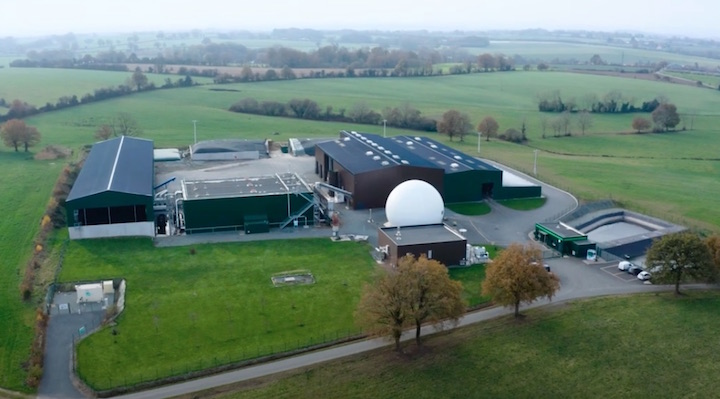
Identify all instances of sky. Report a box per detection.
[1,0,719,39]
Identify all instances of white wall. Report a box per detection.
[69,222,154,240]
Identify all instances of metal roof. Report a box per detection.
[67,136,154,201]
[182,173,311,200]
[379,224,467,246]
[393,135,500,173]
[317,131,500,175]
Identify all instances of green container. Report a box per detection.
[281,145,289,154]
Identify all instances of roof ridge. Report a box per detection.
[107,135,125,191]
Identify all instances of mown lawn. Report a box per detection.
[448,264,491,307]
[211,291,720,399]
[61,238,377,390]
[498,197,547,210]
[445,202,491,216]
[0,153,62,392]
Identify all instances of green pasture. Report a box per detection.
[498,197,547,210]
[448,264,492,307]
[470,40,720,68]
[21,71,720,231]
[665,71,720,88]
[0,68,212,108]
[61,238,376,390]
[220,291,720,399]
[445,202,491,216]
[0,153,63,392]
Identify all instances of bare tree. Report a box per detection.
[111,113,143,137]
[437,110,472,141]
[577,111,592,135]
[477,116,499,142]
[1,119,41,152]
[94,124,113,140]
[631,117,652,133]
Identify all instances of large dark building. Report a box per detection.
[315,131,540,209]
[66,136,155,239]
[180,173,314,234]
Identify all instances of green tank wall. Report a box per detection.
[443,170,503,203]
[183,192,313,232]
[494,186,542,200]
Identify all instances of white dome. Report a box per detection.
[385,180,444,227]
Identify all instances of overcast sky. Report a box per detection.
[2,0,718,38]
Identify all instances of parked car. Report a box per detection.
[618,261,633,271]
[531,261,551,272]
[627,265,643,276]
[638,271,652,281]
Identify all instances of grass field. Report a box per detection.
[498,197,547,210]
[60,238,377,390]
[473,40,720,68]
[445,202,491,216]
[23,71,720,231]
[0,68,215,107]
[210,291,720,399]
[0,153,63,392]
[448,264,491,307]
[664,71,720,88]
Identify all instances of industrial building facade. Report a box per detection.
[316,131,541,209]
[66,136,155,239]
[377,224,468,267]
[180,173,315,234]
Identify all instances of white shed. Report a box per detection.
[76,283,104,303]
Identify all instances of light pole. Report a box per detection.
[382,119,387,138]
[533,149,539,176]
[477,132,481,154]
[192,120,198,144]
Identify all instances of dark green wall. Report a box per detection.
[443,170,502,203]
[494,186,542,200]
[184,193,313,231]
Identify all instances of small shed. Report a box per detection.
[377,224,467,267]
[75,283,104,303]
[534,222,590,257]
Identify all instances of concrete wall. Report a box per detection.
[69,222,154,240]
[191,151,259,161]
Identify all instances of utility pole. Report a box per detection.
[477,132,481,154]
[192,120,198,144]
[533,149,539,176]
[382,119,387,138]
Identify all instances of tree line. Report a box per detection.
[536,90,663,114]
[229,98,438,132]
[12,43,501,70]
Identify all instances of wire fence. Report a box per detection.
[75,328,365,396]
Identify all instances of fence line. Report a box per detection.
[79,328,366,397]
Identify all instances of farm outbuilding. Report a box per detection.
[534,222,593,257]
[315,131,540,209]
[180,173,315,234]
[66,136,155,239]
[378,224,467,267]
[190,139,269,161]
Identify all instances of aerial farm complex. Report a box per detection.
[65,130,681,265]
